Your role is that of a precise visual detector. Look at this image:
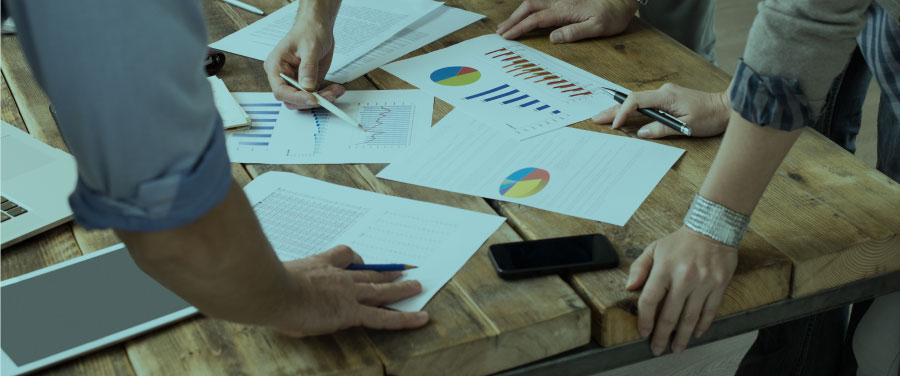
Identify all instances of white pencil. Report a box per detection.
[279,73,365,131]
[220,0,264,15]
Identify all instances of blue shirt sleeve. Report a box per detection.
[8,0,232,231]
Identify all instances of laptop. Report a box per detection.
[1,121,77,248]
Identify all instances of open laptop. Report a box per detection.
[1,121,77,248]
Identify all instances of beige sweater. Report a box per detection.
[742,0,899,118]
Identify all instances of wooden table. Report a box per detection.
[2,0,899,375]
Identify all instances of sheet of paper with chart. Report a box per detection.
[209,0,458,81]
[381,34,628,140]
[225,91,433,164]
[378,111,685,226]
[243,171,505,311]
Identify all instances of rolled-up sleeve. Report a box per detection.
[9,0,232,231]
[731,0,871,130]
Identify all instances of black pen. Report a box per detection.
[600,87,692,136]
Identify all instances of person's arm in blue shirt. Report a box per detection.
[8,0,426,335]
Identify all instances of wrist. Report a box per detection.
[683,194,750,248]
[297,0,340,27]
[713,91,731,128]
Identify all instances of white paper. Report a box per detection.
[327,6,484,83]
[377,111,685,226]
[381,34,629,140]
[208,76,250,129]
[210,0,443,74]
[244,171,505,311]
[226,91,434,164]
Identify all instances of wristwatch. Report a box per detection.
[634,0,648,5]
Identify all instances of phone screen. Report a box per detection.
[1,245,193,367]
[489,234,619,278]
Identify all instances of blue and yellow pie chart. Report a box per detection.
[430,66,481,86]
[500,168,550,198]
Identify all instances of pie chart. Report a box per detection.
[430,66,481,86]
[500,168,550,198]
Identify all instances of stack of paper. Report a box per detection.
[208,76,251,130]
[209,0,484,83]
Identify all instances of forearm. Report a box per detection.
[297,0,341,26]
[116,179,294,326]
[698,111,803,216]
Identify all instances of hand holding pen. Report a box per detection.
[592,83,732,139]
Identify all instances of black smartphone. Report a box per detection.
[488,234,619,279]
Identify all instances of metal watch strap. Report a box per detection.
[683,195,750,248]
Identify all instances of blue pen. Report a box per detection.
[346,264,417,271]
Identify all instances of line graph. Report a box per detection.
[352,105,415,148]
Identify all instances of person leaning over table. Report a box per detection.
[496,0,718,64]
[593,0,900,374]
[3,0,428,337]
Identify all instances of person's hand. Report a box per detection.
[264,2,345,110]
[592,83,731,138]
[496,0,639,43]
[272,245,429,337]
[626,226,738,355]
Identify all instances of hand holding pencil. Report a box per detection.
[592,83,731,139]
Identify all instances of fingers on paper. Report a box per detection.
[356,306,430,330]
[611,85,677,129]
[501,8,566,40]
[497,0,550,36]
[636,121,683,139]
[349,270,404,283]
[355,280,423,306]
[317,83,346,103]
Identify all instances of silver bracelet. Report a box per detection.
[683,195,750,248]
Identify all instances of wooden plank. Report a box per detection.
[369,0,900,344]
[364,0,791,347]
[121,1,385,375]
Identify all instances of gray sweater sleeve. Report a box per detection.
[731,0,871,129]
[8,0,233,231]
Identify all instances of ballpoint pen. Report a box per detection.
[346,264,418,271]
[601,87,693,136]
[279,73,365,131]
[219,0,264,15]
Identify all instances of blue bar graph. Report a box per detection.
[503,94,530,104]
[519,99,540,108]
[463,84,564,116]
[484,89,519,102]
[232,100,282,151]
[464,84,509,100]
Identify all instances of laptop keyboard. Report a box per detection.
[1,195,28,222]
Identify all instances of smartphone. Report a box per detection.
[1,244,197,375]
[489,234,619,279]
